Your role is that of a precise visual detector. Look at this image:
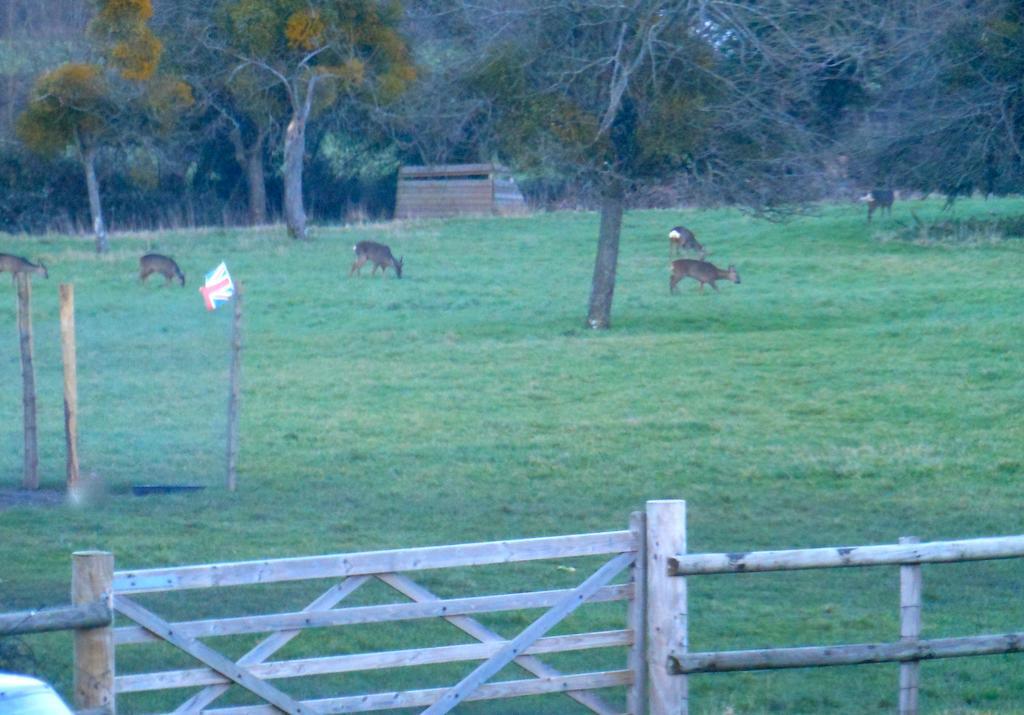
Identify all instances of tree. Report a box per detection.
[18,64,115,251]
[151,0,283,226]
[16,0,183,252]
[218,70,280,225]
[374,0,490,166]
[469,0,857,328]
[854,0,1024,201]
[212,0,416,239]
[469,2,713,327]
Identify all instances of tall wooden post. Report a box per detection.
[16,272,38,489]
[226,281,243,491]
[627,510,649,715]
[646,499,687,715]
[60,284,80,493]
[73,551,115,713]
[899,536,922,715]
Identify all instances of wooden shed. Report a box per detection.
[394,163,528,219]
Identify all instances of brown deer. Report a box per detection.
[670,259,740,293]
[139,253,185,286]
[0,253,48,281]
[861,189,894,221]
[351,240,403,278]
[668,226,705,256]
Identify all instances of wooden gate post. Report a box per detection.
[646,500,687,715]
[16,273,38,490]
[60,284,80,493]
[899,536,922,715]
[73,551,115,714]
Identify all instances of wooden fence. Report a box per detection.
[4,500,1024,714]
[661,501,1024,715]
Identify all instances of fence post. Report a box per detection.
[73,551,115,714]
[226,280,243,491]
[15,273,38,489]
[646,499,687,715]
[899,536,922,715]
[60,284,80,494]
[627,510,648,714]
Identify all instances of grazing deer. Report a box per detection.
[139,253,185,286]
[670,259,740,294]
[0,253,48,281]
[351,240,403,278]
[668,226,705,257]
[861,189,894,221]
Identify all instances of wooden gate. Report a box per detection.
[102,519,646,714]
[25,501,1024,714]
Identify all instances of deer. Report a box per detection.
[0,253,48,281]
[351,240,403,278]
[670,259,740,294]
[668,226,705,257]
[139,253,185,286]
[861,189,894,221]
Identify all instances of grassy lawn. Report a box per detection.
[1,197,1023,713]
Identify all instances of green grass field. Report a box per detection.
[1,198,1023,713]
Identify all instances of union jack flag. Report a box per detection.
[199,262,234,311]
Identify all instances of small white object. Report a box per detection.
[0,673,74,714]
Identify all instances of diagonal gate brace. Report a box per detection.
[114,595,308,715]
[377,572,622,715]
[420,550,635,715]
[172,575,370,713]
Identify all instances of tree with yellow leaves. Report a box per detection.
[18,64,114,251]
[214,0,415,239]
[17,0,189,252]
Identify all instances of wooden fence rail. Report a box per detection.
[0,600,111,636]
[113,530,634,593]
[112,583,634,644]
[670,631,1024,674]
[669,533,1024,575]
[115,630,634,692]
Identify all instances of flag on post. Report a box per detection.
[199,262,234,311]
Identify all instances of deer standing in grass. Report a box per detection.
[670,259,740,293]
[861,189,894,221]
[669,226,705,257]
[351,240,403,278]
[0,253,48,281]
[139,254,185,286]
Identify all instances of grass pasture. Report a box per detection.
[1,198,1023,713]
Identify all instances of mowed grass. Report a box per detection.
[1,198,1023,714]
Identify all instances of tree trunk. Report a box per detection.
[5,1,15,132]
[5,74,13,134]
[81,146,108,253]
[283,113,307,239]
[229,125,268,226]
[586,177,625,330]
[245,140,268,226]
